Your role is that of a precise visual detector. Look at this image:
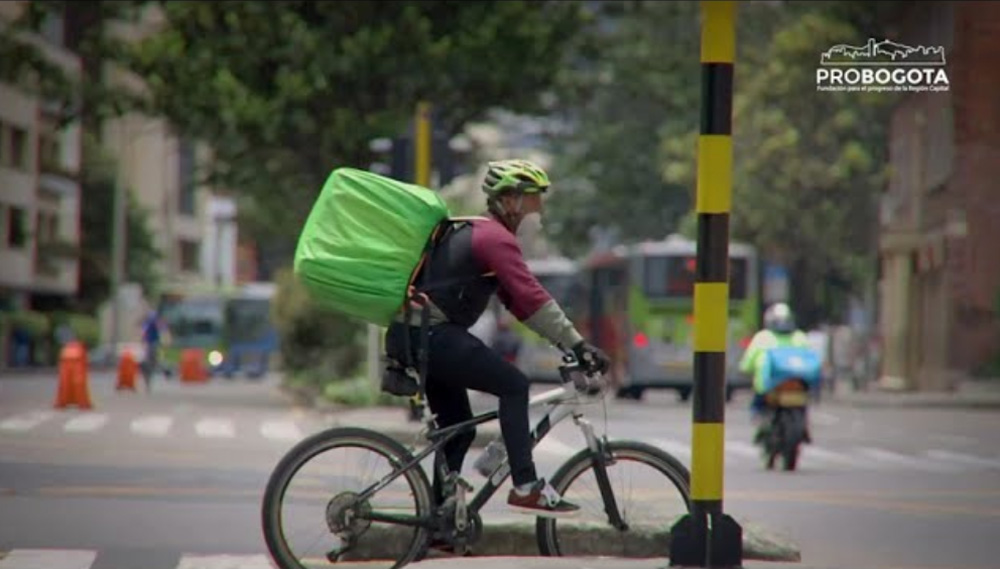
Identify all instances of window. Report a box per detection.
[642,255,748,300]
[0,123,30,171]
[178,239,200,272]
[38,112,64,174]
[10,126,27,171]
[178,139,196,215]
[7,207,27,248]
[35,212,59,243]
[39,133,61,174]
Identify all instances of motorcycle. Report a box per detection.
[760,378,810,471]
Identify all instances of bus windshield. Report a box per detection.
[160,297,225,347]
[642,255,749,300]
[224,298,274,344]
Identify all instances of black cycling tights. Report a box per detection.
[385,322,537,500]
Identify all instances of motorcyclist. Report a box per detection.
[739,302,815,444]
[383,159,611,519]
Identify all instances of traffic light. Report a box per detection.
[368,102,468,188]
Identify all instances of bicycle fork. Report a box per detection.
[573,414,629,531]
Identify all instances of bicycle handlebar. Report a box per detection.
[556,353,607,396]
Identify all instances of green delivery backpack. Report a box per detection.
[293,167,452,327]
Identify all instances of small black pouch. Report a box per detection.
[381,358,420,397]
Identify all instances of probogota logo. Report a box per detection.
[817,38,950,93]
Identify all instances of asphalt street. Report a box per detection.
[0,370,997,569]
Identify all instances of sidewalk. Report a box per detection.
[410,556,826,568]
[826,378,1000,409]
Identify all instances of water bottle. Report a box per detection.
[473,439,508,477]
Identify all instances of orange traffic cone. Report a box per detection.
[116,349,138,391]
[54,341,93,409]
[180,348,208,383]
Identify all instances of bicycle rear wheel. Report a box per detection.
[262,427,434,569]
[536,440,691,557]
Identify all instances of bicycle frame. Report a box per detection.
[355,371,627,531]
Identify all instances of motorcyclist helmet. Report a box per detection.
[763,302,796,335]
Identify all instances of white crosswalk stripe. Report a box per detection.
[0,548,97,569]
[1,408,999,474]
[194,418,236,439]
[856,447,964,473]
[534,435,578,458]
[723,440,761,460]
[176,553,275,569]
[647,438,692,461]
[799,445,868,469]
[130,415,173,437]
[62,413,109,433]
[0,549,280,569]
[259,420,302,442]
[925,449,1000,470]
[0,411,55,432]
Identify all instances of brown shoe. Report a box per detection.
[507,479,580,518]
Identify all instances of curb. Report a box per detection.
[328,519,799,562]
[830,395,1000,410]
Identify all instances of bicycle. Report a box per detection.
[261,352,692,569]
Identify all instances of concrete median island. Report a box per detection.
[328,518,800,562]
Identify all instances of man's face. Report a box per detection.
[500,192,544,217]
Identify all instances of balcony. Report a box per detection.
[33,238,80,295]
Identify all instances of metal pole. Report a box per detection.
[415,101,432,188]
[669,2,743,568]
[405,100,434,421]
[109,123,129,353]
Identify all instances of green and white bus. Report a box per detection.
[577,234,761,401]
[157,282,279,378]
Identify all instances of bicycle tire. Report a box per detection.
[261,426,434,569]
[536,440,691,557]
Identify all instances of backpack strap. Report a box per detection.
[395,216,497,401]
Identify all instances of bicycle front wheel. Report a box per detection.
[262,427,435,569]
[536,440,691,557]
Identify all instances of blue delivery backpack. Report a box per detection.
[760,345,823,393]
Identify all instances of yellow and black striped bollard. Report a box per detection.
[669,2,743,568]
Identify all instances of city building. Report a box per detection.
[0,3,82,312]
[96,5,241,345]
[878,2,1000,389]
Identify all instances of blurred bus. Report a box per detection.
[157,282,278,378]
[578,234,760,401]
[509,256,584,383]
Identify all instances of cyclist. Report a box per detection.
[384,159,611,518]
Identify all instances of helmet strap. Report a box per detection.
[487,193,523,232]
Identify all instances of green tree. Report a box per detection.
[543,0,703,257]
[0,1,150,128]
[663,2,899,326]
[76,133,163,314]
[121,1,587,259]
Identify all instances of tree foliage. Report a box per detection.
[548,1,899,325]
[543,1,702,257]
[0,1,150,127]
[76,132,163,314]
[690,1,896,326]
[122,1,588,259]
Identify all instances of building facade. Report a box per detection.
[879,1,1000,389]
[0,4,82,312]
